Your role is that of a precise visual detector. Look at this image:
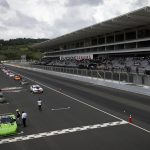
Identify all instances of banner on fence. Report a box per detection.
[60,54,93,60]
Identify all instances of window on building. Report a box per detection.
[115,44,124,50]
[98,37,105,44]
[91,38,98,45]
[125,31,136,40]
[97,46,105,51]
[125,42,136,49]
[137,40,150,48]
[138,28,150,39]
[106,35,114,43]
[115,33,124,42]
[106,45,114,51]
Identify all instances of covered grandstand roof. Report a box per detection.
[32,6,150,49]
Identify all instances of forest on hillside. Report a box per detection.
[0,38,48,60]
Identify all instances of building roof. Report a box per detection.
[32,6,150,49]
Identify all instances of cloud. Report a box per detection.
[0,26,7,31]
[2,11,39,29]
[66,0,103,6]
[0,0,10,14]
[51,5,96,37]
[0,0,10,9]
[0,0,149,40]
[93,0,149,22]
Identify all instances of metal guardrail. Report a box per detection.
[30,65,137,83]
[31,65,150,86]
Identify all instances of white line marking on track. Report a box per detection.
[0,120,128,145]
[51,107,71,111]
[3,90,22,93]
[129,123,150,133]
[1,87,23,91]
[10,69,150,133]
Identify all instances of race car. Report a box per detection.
[14,75,22,81]
[0,114,18,136]
[2,68,8,73]
[8,73,15,77]
[30,85,43,93]
[6,71,11,76]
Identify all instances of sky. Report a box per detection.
[0,0,150,40]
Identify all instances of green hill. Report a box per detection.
[0,38,48,61]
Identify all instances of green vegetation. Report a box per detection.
[0,38,48,61]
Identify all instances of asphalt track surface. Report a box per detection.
[0,66,150,150]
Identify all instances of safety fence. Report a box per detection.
[29,65,150,86]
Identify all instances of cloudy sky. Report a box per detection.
[0,0,149,40]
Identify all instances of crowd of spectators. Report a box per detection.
[34,56,150,75]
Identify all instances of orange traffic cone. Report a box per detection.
[129,114,132,123]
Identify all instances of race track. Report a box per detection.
[0,66,150,150]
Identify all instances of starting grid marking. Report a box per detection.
[0,120,128,145]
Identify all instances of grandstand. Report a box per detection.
[31,6,150,74]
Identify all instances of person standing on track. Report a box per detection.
[21,111,27,127]
[16,109,21,125]
[37,98,42,111]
